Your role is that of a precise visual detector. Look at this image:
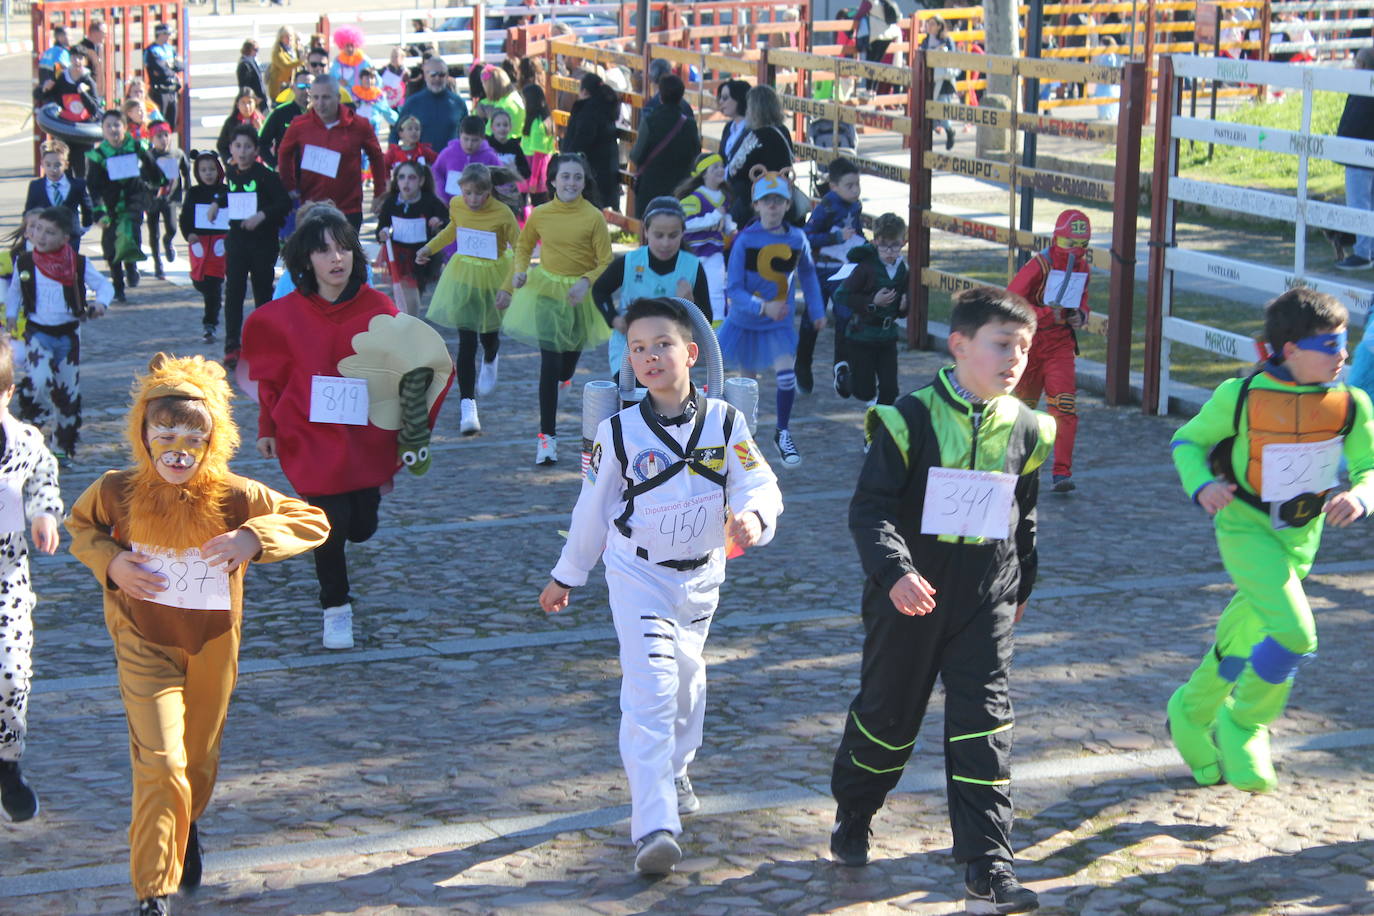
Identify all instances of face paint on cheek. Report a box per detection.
[149,427,209,472]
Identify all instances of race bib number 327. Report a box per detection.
[920,467,1017,540]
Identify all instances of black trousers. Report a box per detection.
[848,338,899,404]
[832,553,1018,864]
[538,349,581,435]
[306,487,381,609]
[345,211,363,233]
[101,217,143,294]
[146,198,178,270]
[223,235,278,352]
[151,86,178,133]
[456,329,500,399]
[193,277,224,330]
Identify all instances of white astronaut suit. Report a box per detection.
[552,393,783,842]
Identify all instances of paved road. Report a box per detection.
[2,16,1374,916]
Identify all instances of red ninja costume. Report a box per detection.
[1010,209,1091,481]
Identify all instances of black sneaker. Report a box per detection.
[795,364,814,395]
[773,428,802,467]
[829,808,872,866]
[1051,475,1075,493]
[1335,254,1373,271]
[113,290,128,304]
[137,895,170,916]
[126,264,141,288]
[179,822,202,894]
[0,760,39,822]
[201,328,216,344]
[165,242,176,262]
[834,361,852,399]
[965,858,1039,914]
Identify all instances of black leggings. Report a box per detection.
[193,277,223,330]
[456,329,500,399]
[848,339,899,404]
[223,236,278,353]
[146,199,178,266]
[306,487,381,609]
[539,349,581,435]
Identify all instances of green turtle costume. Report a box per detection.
[1169,359,1374,791]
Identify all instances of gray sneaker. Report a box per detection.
[634,829,682,875]
[675,775,700,814]
[1336,255,1373,271]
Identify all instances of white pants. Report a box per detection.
[701,252,726,321]
[606,545,723,842]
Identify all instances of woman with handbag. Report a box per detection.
[922,17,959,151]
[628,75,701,219]
[724,86,798,227]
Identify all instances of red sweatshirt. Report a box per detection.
[276,106,387,216]
[243,284,444,497]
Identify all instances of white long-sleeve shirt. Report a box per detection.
[6,258,113,325]
[552,397,783,587]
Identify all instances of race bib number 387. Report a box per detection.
[920,467,1017,540]
[131,542,232,611]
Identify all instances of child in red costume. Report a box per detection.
[1011,208,1091,492]
[242,205,452,651]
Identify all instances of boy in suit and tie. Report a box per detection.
[25,141,92,251]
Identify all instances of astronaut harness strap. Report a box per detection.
[611,394,734,540]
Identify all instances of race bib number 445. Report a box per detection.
[920,467,1017,540]
[131,542,232,611]
[1261,438,1342,503]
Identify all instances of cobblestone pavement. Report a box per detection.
[0,268,1372,916]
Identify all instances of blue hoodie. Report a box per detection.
[804,190,865,265]
[724,220,825,330]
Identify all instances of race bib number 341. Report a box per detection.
[920,467,1017,540]
[131,542,232,611]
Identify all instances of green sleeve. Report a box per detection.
[1171,377,1244,501]
[1343,385,1374,507]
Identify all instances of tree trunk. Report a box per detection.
[983,0,1020,100]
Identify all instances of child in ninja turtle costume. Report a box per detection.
[1168,288,1374,793]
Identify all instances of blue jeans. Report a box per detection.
[1346,165,1374,260]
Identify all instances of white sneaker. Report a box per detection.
[459,398,481,436]
[477,356,499,397]
[322,604,354,650]
[675,775,700,814]
[536,434,558,466]
[634,830,682,875]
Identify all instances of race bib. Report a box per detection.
[456,227,498,260]
[104,153,140,181]
[309,375,370,425]
[130,542,232,612]
[444,169,464,196]
[920,467,1017,540]
[301,144,341,178]
[1261,438,1342,503]
[0,478,25,535]
[194,203,230,231]
[390,217,427,244]
[639,489,726,562]
[1045,269,1087,308]
[226,191,258,220]
[156,157,181,182]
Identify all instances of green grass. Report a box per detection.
[1140,90,1346,199]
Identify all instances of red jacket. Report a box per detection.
[277,106,387,216]
[1008,251,1090,350]
[383,142,439,176]
[243,284,446,496]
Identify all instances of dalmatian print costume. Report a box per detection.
[0,413,63,762]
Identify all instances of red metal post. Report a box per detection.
[1105,59,1147,406]
[1142,54,1177,414]
[1142,0,1157,122]
[909,48,930,350]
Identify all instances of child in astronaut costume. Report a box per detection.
[540,297,783,876]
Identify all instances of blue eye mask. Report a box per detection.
[1295,330,1346,353]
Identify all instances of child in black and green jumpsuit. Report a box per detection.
[1168,288,1374,793]
[829,286,1053,916]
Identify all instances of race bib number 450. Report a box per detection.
[640,490,726,561]
[920,467,1017,540]
[131,542,232,611]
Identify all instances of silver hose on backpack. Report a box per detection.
[618,297,723,400]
